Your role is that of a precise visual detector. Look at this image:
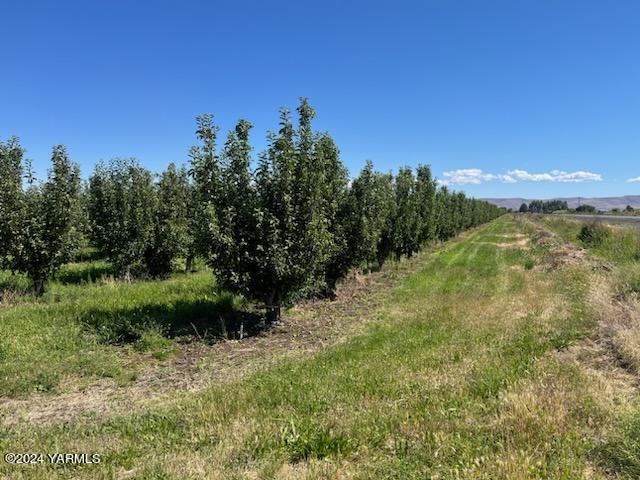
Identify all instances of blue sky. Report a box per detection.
[1,0,639,199]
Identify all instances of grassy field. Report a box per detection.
[0,261,248,398]
[2,215,640,478]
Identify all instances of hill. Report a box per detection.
[483,195,640,211]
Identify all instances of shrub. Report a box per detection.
[576,204,596,213]
[577,222,610,247]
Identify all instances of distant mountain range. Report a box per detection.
[483,195,640,211]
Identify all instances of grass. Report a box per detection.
[594,411,640,478]
[543,215,640,263]
[134,328,179,361]
[543,215,640,303]
[0,264,250,397]
[542,214,640,479]
[3,215,634,478]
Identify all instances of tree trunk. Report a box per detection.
[325,278,338,300]
[123,265,132,283]
[185,255,194,273]
[265,304,281,324]
[265,291,281,324]
[33,277,45,296]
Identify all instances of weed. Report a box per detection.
[135,328,177,360]
[280,421,354,462]
[578,222,611,247]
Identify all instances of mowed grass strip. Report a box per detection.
[1,216,615,479]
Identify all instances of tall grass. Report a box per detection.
[545,216,640,263]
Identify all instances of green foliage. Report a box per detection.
[6,99,504,316]
[528,199,568,213]
[226,101,340,320]
[577,222,610,247]
[70,181,92,260]
[290,98,334,297]
[251,107,299,320]
[210,118,258,296]
[12,145,81,294]
[392,167,421,258]
[88,158,156,279]
[575,204,596,213]
[343,161,394,270]
[415,164,438,244]
[145,163,191,277]
[134,328,177,360]
[187,113,220,264]
[0,137,24,271]
[316,133,350,292]
[213,99,507,321]
[519,202,529,213]
[280,421,354,462]
[435,186,456,241]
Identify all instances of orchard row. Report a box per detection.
[0,99,504,318]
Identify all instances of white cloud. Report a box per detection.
[627,177,640,183]
[497,174,517,183]
[506,169,602,183]
[441,169,497,185]
[440,168,602,185]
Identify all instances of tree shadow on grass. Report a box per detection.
[79,294,265,345]
[54,263,115,285]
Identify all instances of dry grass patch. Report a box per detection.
[586,269,640,376]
